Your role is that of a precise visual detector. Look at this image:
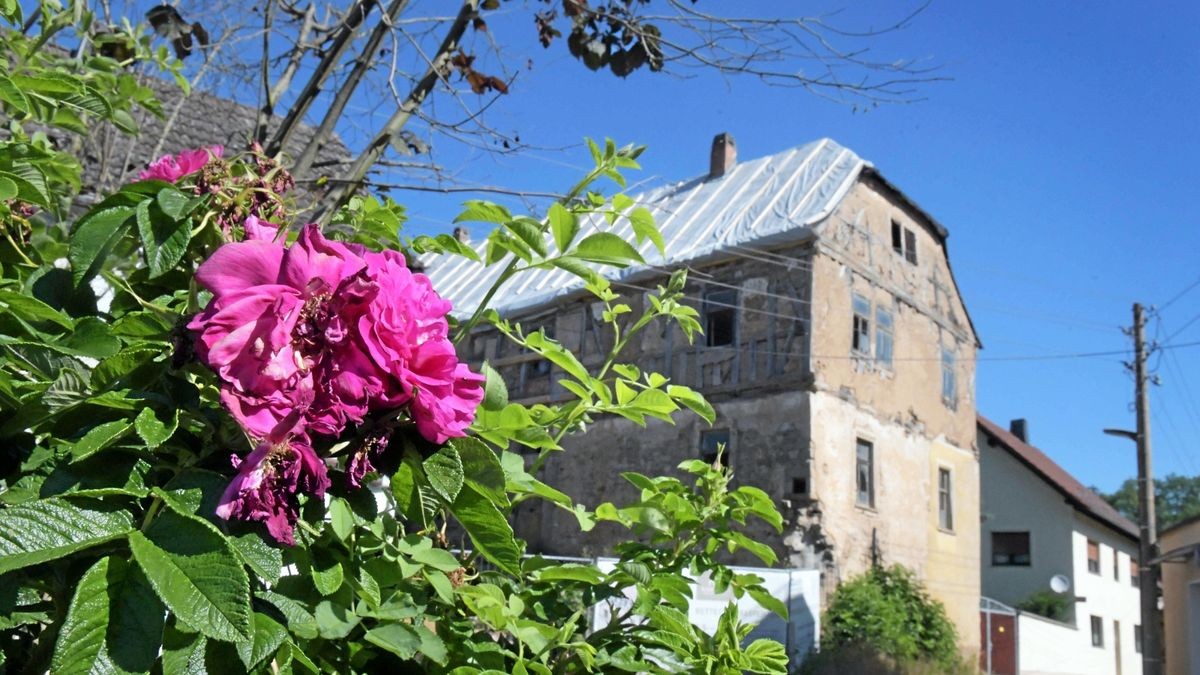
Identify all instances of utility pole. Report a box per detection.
[1133,302,1163,675]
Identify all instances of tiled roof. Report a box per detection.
[424,137,868,319]
[979,415,1139,540]
[70,74,351,205]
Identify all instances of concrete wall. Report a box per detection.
[1017,611,1098,675]
[1161,518,1200,675]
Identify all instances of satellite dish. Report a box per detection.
[1050,574,1071,594]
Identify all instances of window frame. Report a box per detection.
[852,294,872,356]
[1134,624,1142,654]
[937,467,954,532]
[1090,615,1104,648]
[991,531,1031,566]
[855,438,875,508]
[1087,540,1101,575]
[1131,559,1140,588]
[941,345,957,408]
[890,220,918,265]
[702,288,738,348]
[874,305,894,368]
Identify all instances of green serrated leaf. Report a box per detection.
[454,437,508,508]
[453,200,512,225]
[236,611,287,672]
[51,556,165,675]
[161,623,207,674]
[137,197,192,278]
[449,483,522,575]
[505,217,547,257]
[629,207,664,256]
[480,361,508,411]
[0,176,16,201]
[424,446,464,504]
[134,406,178,448]
[0,497,133,574]
[69,205,134,285]
[574,232,645,266]
[312,559,344,596]
[129,511,253,642]
[71,420,133,462]
[156,187,199,220]
[548,203,579,253]
[364,623,421,660]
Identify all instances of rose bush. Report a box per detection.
[0,7,790,673]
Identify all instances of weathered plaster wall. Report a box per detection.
[808,179,976,450]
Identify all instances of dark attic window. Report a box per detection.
[703,289,737,347]
[700,429,731,466]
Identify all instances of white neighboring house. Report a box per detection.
[979,416,1142,675]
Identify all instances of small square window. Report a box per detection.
[792,477,808,495]
[1134,624,1142,653]
[701,429,731,466]
[1087,540,1100,575]
[1131,559,1140,588]
[1091,616,1104,648]
[938,468,953,531]
[703,289,737,347]
[856,439,874,508]
[891,220,918,265]
[991,532,1030,566]
[1114,552,1120,581]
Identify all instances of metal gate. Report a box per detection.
[980,597,1018,675]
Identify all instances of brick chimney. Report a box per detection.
[1009,418,1029,443]
[453,226,470,243]
[709,132,736,179]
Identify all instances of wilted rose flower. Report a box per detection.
[216,438,329,545]
[187,223,365,440]
[139,145,223,183]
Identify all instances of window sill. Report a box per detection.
[938,527,956,536]
[991,562,1031,567]
[854,503,877,514]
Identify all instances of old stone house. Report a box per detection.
[427,134,982,652]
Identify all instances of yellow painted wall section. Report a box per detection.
[927,438,981,657]
[1161,518,1200,675]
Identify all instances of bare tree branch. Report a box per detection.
[266,0,376,157]
[318,0,478,220]
[292,0,411,178]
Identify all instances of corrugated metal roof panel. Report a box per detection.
[422,138,869,319]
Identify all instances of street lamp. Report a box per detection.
[1103,426,1162,675]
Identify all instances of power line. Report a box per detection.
[1158,273,1200,312]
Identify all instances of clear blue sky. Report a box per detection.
[379,1,1200,493]
[151,0,1197,492]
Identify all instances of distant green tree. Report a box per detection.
[1097,473,1200,531]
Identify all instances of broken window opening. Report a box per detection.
[700,429,731,467]
[855,438,874,508]
[891,220,918,265]
[703,289,737,348]
[852,294,871,355]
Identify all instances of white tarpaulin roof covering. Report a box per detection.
[422,137,869,319]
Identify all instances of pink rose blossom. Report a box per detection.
[216,439,329,545]
[191,223,484,540]
[139,145,223,183]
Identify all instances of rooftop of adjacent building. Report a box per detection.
[979,414,1139,541]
